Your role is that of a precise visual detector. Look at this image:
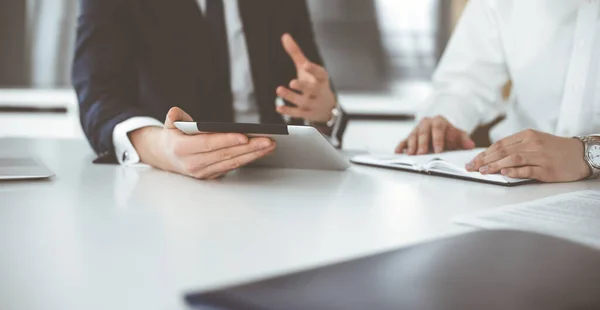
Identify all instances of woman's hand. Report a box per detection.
[396,116,475,155]
[466,129,591,182]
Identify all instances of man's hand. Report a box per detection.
[466,129,591,182]
[396,116,475,155]
[129,107,276,180]
[276,33,337,123]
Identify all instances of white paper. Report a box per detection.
[360,148,484,167]
[454,190,600,248]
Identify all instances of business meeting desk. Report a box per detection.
[1,138,599,310]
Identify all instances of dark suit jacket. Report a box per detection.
[73,0,347,161]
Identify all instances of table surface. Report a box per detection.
[1,138,598,310]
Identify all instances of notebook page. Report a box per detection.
[454,190,600,249]
[353,149,484,168]
[425,149,483,167]
[352,149,529,184]
[424,160,512,184]
[350,153,439,171]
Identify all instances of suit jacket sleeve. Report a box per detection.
[282,0,348,147]
[72,0,152,158]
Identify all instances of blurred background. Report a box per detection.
[0,0,469,151]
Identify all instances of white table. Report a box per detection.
[1,138,598,310]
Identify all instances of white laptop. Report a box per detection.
[0,156,55,180]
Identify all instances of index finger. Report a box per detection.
[416,119,433,155]
[182,133,249,154]
[282,33,309,67]
[303,63,329,82]
[473,133,525,161]
[431,119,448,154]
[466,133,525,171]
[395,139,408,154]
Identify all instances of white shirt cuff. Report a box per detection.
[328,113,342,148]
[113,117,163,166]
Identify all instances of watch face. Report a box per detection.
[589,144,600,168]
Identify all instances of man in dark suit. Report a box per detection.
[73,0,345,179]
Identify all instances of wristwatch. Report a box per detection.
[327,103,343,128]
[576,136,600,179]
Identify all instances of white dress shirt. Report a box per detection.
[113,0,259,165]
[419,0,600,143]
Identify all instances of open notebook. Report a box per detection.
[351,149,532,186]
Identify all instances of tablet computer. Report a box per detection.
[174,122,350,171]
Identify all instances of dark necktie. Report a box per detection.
[205,0,233,120]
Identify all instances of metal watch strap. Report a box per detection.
[326,104,342,128]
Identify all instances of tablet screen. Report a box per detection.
[193,123,289,135]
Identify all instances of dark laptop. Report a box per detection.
[185,230,600,310]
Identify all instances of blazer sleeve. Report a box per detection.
[283,0,348,147]
[72,0,152,158]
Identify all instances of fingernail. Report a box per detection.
[466,162,474,170]
[260,140,272,148]
[239,137,248,144]
[434,146,442,153]
[501,169,507,175]
[419,148,426,154]
[479,166,489,173]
